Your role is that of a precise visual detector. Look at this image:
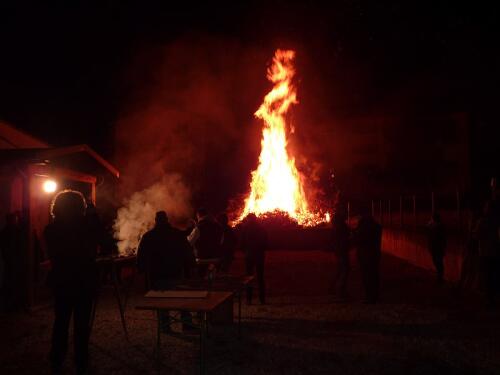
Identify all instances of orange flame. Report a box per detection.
[239,49,326,226]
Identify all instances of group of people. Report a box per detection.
[425,197,500,308]
[5,186,499,374]
[137,208,268,305]
[39,191,269,374]
[459,199,500,307]
[330,208,382,304]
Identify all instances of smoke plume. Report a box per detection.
[113,174,191,255]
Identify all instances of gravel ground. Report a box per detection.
[1,250,499,375]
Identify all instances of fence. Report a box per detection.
[345,190,469,281]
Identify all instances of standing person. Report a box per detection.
[354,209,382,304]
[477,201,500,308]
[459,207,481,290]
[137,211,195,331]
[427,212,447,283]
[330,211,351,301]
[217,213,237,273]
[241,214,268,305]
[137,211,194,289]
[188,208,222,277]
[44,190,100,374]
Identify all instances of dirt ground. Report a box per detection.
[1,250,499,375]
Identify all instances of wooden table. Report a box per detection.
[174,275,254,337]
[136,291,234,374]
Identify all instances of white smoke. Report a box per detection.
[113,174,192,255]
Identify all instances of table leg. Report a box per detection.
[88,292,99,336]
[238,291,242,339]
[200,312,207,375]
[156,310,161,374]
[112,263,129,340]
[122,271,136,311]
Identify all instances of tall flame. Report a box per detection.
[239,49,325,226]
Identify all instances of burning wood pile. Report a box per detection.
[235,49,329,227]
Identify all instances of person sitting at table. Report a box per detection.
[187,207,223,277]
[44,190,101,374]
[241,214,268,304]
[137,211,195,332]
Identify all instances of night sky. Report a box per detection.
[1,1,498,205]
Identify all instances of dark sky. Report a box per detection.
[0,1,498,204]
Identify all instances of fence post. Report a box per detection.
[399,195,403,227]
[388,199,392,227]
[379,200,383,224]
[412,195,417,229]
[431,191,435,213]
[347,201,350,225]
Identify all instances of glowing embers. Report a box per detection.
[238,50,326,226]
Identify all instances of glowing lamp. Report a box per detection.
[42,180,57,193]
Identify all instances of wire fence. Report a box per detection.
[346,189,467,235]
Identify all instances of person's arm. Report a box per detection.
[187,226,200,257]
[187,226,199,247]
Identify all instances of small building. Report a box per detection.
[0,121,119,309]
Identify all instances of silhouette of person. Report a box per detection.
[427,212,447,283]
[217,213,237,272]
[137,211,194,289]
[188,208,223,277]
[354,209,382,304]
[477,201,500,307]
[241,214,268,304]
[137,211,195,332]
[330,211,351,300]
[44,190,100,374]
[459,206,481,290]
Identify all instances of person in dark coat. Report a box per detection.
[240,214,268,304]
[477,201,500,307]
[188,208,222,277]
[427,212,447,283]
[137,211,195,332]
[354,211,382,304]
[330,211,351,300]
[137,211,194,289]
[44,190,100,374]
[217,213,237,272]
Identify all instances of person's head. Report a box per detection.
[432,212,441,223]
[246,213,258,225]
[50,190,87,222]
[196,207,208,221]
[155,211,169,226]
[217,213,229,226]
[358,204,372,219]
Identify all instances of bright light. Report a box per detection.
[42,180,57,193]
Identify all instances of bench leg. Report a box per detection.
[156,310,161,373]
[200,312,207,374]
